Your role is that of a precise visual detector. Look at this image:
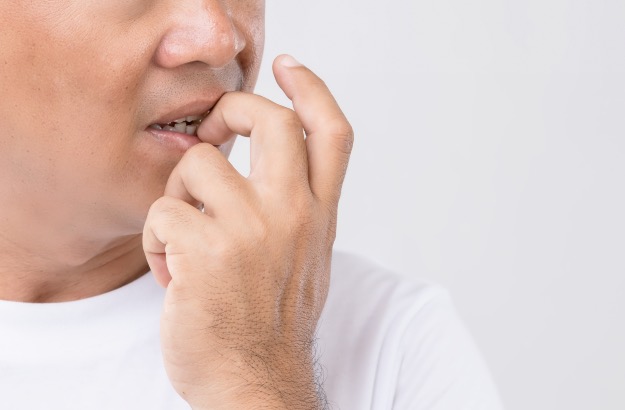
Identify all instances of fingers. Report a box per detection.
[142,195,212,287]
[272,55,354,209]
[160,55,351,230]
[146,145,247,288]
[197,92,309,186]
[164,143,248,218]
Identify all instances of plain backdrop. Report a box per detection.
[228,1,625,409]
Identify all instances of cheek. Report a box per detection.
[0,4,152,176]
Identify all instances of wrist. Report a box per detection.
[191,378,324,410]
[190,345,327,410]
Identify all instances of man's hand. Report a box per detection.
[142,55,354,410]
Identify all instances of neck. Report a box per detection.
[0,230,150,303]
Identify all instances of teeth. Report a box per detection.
[149,123,199,136]
[185,125,197,135]
[149,113,207,136]
[173,115,204,124]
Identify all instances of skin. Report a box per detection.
[0,0,263,302]
[0,1,353,409]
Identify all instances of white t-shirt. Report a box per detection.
[0,252,503,409]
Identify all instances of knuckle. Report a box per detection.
[150,196,189,225]
[218,90,243,104]
[343,121,355,141]
[315,77,329,91]
[331,119,355,155]
[150,195,176,213]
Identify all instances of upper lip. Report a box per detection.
[148,94,225,127]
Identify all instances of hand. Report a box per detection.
[142,55,354,410]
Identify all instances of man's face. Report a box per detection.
[0,1,265,239]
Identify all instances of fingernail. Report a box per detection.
[280,55,303,68]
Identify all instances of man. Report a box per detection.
[0,1,502,409]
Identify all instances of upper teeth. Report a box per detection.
[149,114,206,136]
[176,115,203,123]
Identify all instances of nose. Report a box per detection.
[154,1,246,69]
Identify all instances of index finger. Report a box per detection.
[272,55,355,210]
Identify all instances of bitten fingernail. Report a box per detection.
[280,55,303,68]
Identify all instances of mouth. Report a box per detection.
[145,107,217,152]
[145,96,225,152]
[148,114,205,137]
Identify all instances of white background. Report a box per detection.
[229,1,625,409]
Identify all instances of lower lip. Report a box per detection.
[145,127,203,152]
